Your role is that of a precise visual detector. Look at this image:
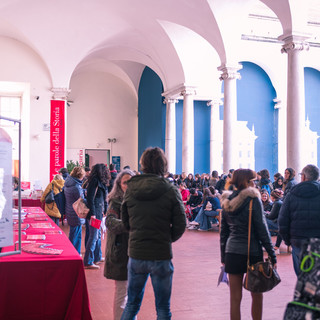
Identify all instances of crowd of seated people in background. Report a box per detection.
[165,168,296,249]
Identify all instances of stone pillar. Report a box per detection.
[218,65,242,173]
[164,98,178,174]
[207,99,222,174]
[181,88,196,174]
[280,35,309,174]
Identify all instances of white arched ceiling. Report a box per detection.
[0,0,318,95]
[206,0,257,65]
[159,20,221,98]
[71,59,139,100]
[260,0,309,36]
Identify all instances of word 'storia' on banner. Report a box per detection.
[49,100,65,181]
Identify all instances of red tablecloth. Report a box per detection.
[14,198,45,210]
[0,207,92,320]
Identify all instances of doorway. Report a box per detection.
[85,149,110,168]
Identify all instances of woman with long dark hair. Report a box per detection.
[84,163,110,269]
[104,169,135,320]
[220,168,277,320]
[283,167,297,199]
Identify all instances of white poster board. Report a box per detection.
[0,128,13,247]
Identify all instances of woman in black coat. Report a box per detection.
[104,169,135,320]
[220,169,277,320]
[83,163,110,269]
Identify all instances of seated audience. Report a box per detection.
[188,188,221,231]
[186,188,203,221]
[265,189,284,254]
[273,175,284,190]
[261,189,273,212]
[185,173,196,189]
[257,169,273,195]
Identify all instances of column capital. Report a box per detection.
[207,99,223,107]
[279,34,310,53]
[51,87,71,100]
[163,98,179,104]
[181,87,196,97]
[218,64,242,81]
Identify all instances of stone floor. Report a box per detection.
[61,223,297,320]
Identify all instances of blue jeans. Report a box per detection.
[194,207,218,230]
[49,216,60,226]
[266,219,282,247]
[292,245,301,276]
[69,225,82,254]
[121,258,174,320]
[84,225,102,266]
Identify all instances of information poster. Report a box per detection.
[112,156,121,171]
[49,100,65,181]
[0,128,13,247]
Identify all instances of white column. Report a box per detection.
[181,88,196,174]
[164,98,178,174]
[218,65,242,173]
[207,99,222,173]
[280,35,309,174]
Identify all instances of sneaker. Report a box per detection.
[198,228,209,232]
[189,221,199,226]
[84,263,100,269]
[94,258,105,264]
[188,225,199,230]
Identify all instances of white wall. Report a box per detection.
[0,36,52,189]
[68,71,138,171]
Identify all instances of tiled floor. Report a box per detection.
[61,224,297,320]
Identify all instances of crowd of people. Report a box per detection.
[38,153,320,320]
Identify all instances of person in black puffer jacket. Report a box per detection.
[83,163,110,269]
[220,169,276,320]
[279,164,320,276]
[120,147,186,320]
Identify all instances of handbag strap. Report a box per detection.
[247,199,253,267]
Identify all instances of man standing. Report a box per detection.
[120,147,186,320]
[278,164,320,276]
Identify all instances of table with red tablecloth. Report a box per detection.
[0,207,92,320]
[14,198,45,210]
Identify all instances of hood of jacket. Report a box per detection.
[127,174,172,201]
[221,187,261,212]
[64,175,82,188]
[290,180,320,199]
[51,179,64,190]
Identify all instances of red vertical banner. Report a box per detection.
[50,100,65,181]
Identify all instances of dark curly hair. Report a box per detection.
[87,163,111,186]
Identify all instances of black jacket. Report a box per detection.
[220,187,276,264]
[86,177,107,220]
[104,198,129,281]
[121,174,186,260]
[279,180,320,248]
[265,199,283,223]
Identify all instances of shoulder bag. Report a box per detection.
[243,199,281,293]
[45,184,55,204]
[72,186,98,219]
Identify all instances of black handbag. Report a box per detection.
[45,184,55,204]
[243,200,281,293]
